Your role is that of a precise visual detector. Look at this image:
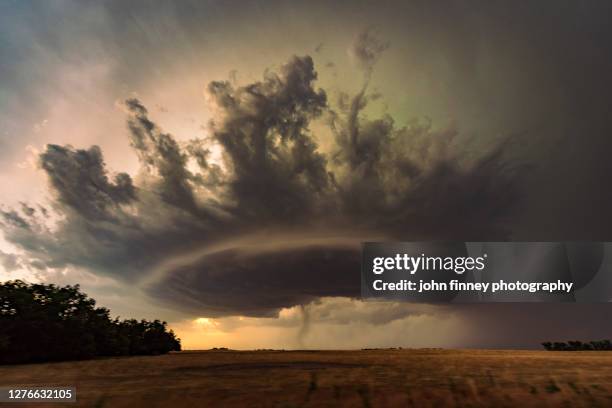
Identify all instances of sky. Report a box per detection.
[1,0,612,349]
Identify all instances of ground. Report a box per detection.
[1,349,611,407]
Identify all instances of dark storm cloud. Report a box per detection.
[149,243,361,317]
[125,98,204,216]
[39,144,136,220]
[206,55,331,222]
[349,27,389,79]
[3,0,612,238]
[330,39,522,239]
[0,134,216,278]
[0,36,525,316]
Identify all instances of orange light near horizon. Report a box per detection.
[194,317,220,329]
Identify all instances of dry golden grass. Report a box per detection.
[1,349,611,407]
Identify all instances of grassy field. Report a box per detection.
[1,349,611,407]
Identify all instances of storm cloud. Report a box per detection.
[0,39,523,317]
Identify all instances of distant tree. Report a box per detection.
[589,340,612,351]
[594,340,612,350]
[0,280,180,364]
[542,339,612,351]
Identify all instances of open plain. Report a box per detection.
[1,349,612,407]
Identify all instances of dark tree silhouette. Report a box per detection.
[541,342,553,351]
[542,340,612,351]
[0,280,180,364]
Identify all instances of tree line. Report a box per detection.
[542,340,612,351]
[0,280,180,364]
